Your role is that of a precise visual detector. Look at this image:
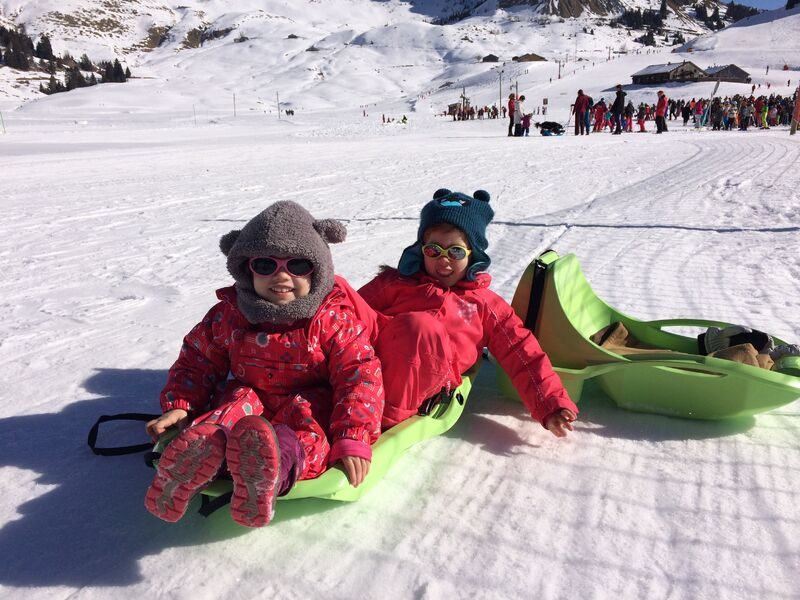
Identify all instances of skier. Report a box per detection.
[655,90,668,133]
[611,84,626,134]
[572,89,590,135]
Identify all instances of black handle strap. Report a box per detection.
[87,413,160,456]
[198,492,233,517]
[523,250,554,334]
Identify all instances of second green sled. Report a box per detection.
[497,251,800,419]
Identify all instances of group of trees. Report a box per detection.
[612,0,767,47]
[724,1,761,21]
[695,3,726,30]
[0,25,132,96]
[613,8,665,31]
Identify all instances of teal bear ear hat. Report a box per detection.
[398,188,494,281]
[220,200,346,324]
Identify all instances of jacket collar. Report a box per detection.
[409,269,492,290]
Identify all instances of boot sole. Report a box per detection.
[227,417,281,528]
[144,424,225,522]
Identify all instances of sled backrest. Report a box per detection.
[510,252,619,368]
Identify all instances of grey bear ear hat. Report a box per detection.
[398,188,494,281]
[220,200,346,324]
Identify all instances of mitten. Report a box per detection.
[769,344,800,360]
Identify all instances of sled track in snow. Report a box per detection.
[537,135,800,246]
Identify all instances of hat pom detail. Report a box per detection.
[473,190,490,203]
[220,230,240,256]
[313,219,347,244]
[433,188,452,200]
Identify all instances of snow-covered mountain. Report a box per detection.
[0,0,740,109]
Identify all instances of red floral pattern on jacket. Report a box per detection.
[160,277,383,446]
[358,269,577,425]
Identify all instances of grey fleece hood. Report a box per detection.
[220,201,346,324]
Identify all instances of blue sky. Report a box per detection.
[738,0,787,8]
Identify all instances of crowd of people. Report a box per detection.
[569,86,798,135]
[444,87,797,136]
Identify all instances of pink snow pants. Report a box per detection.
[191,381,332,480]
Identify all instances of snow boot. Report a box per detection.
[144,423,226,522]
[226,416,281,528]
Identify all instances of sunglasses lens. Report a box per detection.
[422,244,442,258]
[447,246,468,260]
[250,257,278,276]
[286,258,314,276]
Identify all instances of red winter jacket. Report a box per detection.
[160,277,383,448]
[573,93,590,114]
[656,95,668,117]
[358,269,577,426]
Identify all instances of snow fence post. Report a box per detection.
[0,111,5,134]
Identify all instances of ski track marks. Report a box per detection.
[1,124,799,599]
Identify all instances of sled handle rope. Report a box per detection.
[87,413,160,457]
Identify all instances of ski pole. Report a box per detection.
[0,111,5,134]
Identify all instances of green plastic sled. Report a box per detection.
[497,251,800,419]
[153,366,477,503]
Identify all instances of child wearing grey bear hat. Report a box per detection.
[145,201,384,528]
[359,188,578,437]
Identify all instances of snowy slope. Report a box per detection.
[1,108,798,600]
[0,3,799,600]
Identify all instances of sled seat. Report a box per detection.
[498,251,800,419]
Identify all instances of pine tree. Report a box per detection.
[125,66,131,79]
[112,58,125,82]
[47,74,64,94]
[34,34,54,60]
[65,65,87,90]
[788,0,798,9]
[8,43,29,70]
[660,0,668,19]
[78,53,92,71]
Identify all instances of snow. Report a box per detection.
[1,2,799,599]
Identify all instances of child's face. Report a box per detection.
[422,226,471,288]
[251,256,312,305]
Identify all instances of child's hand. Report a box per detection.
[544,408,577,438]
[146,409,189,441]
[340,456,371,487]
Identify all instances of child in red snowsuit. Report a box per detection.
[145,201,383,527]
[359,189,578,437]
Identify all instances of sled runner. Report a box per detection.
[497,251,800,419]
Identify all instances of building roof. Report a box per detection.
[706,64,748,75]
[631,62,703,77]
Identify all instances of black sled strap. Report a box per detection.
[523,251,553,333]
[87,413,160,456]
[198,492,233,517]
